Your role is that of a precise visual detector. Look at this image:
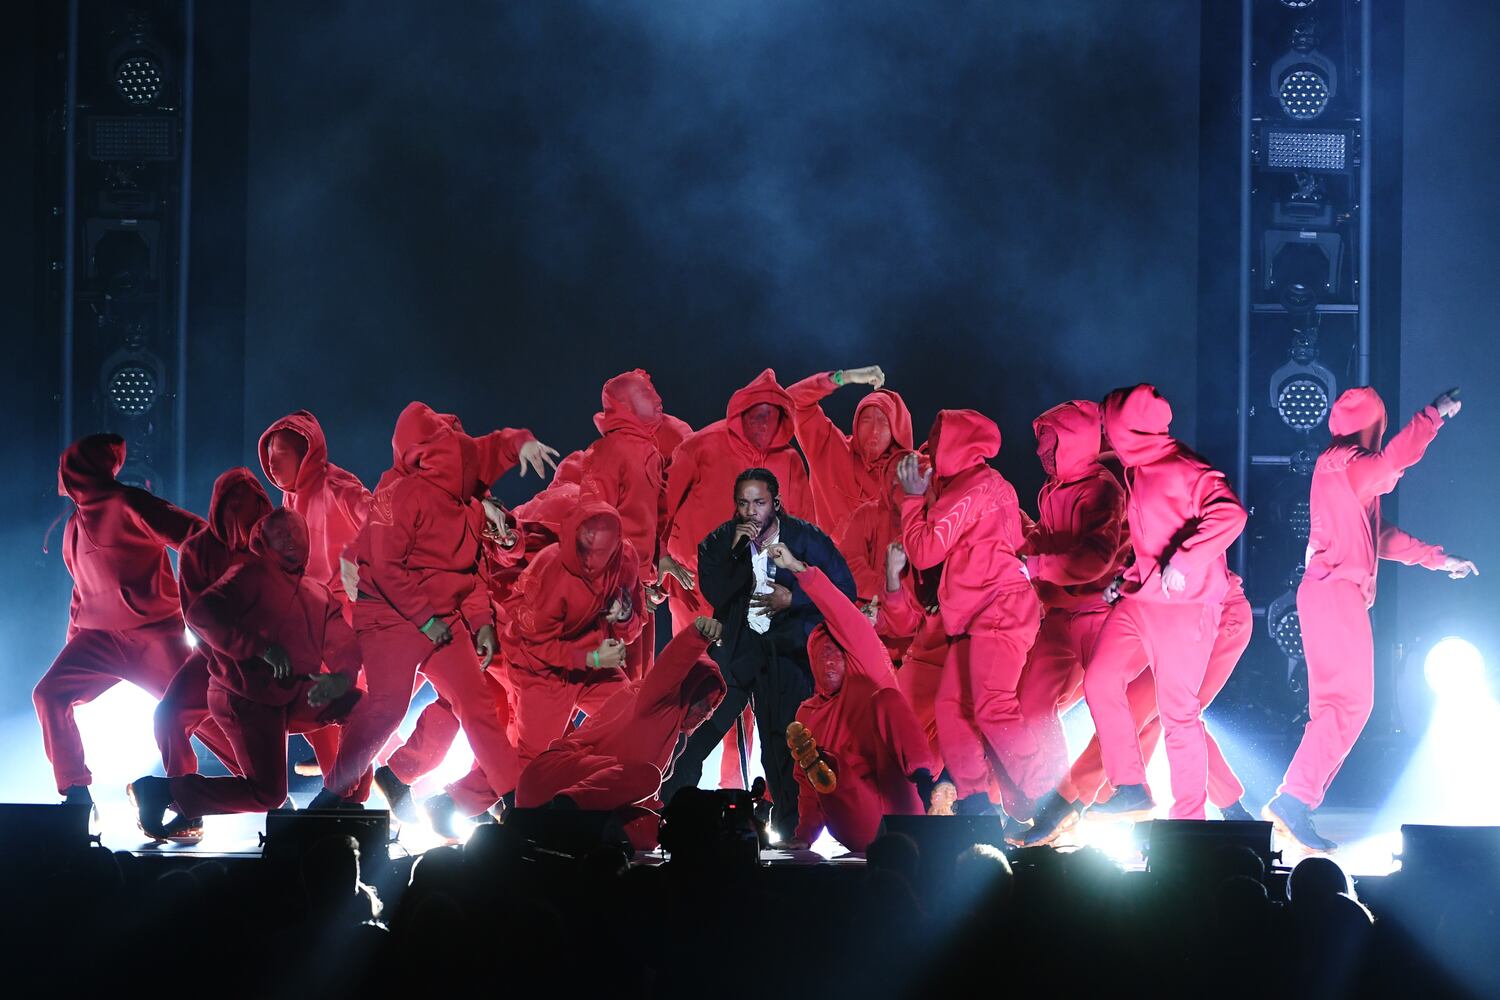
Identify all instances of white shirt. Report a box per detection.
[747,525,780,634]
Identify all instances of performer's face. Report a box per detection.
[683,697,716,733]
[742,403,783,451]
[734,480,776,535]
[815,641,847,695]
[855,407,893,462]
[266,431,306,490]
[575,514,620,575]
[620,377,663,423]
[1036,425,1059,477]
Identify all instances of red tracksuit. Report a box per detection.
[661,369,813,632]
[516,625,726,850]
[792,567,935,851]
[35,435,205,794]
[787,372,914,542]
[1062,577,1252,809]
[1279,391,1449,809]
[154,468,271,777]
[1013,401,1129,813]
[325,402,529,813]
[504,501,645,765]
[1082,385,1246,819]
[900,410,1041,801]
[169,511,363,816]
[258,411,373,787]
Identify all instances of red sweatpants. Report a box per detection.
[153,649,245,777]
[510,663,624,766]
[625,612,656,680]
[170,684,330,816]
[897,616,947,773]
[1016,607,1108,802]
[385,694,460,784]
[1082,598,1222,819]
[35,617,190,793]
[934,588,1042,799]
[1278,579,1373,809]
[326,600,516,812]
[515,749,663,810]
[809,758,925,854]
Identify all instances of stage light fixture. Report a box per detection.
[1267,587,1304,662]
[1279,0,1317,8]
[106,363,159,416]
[1269,20,1337,123]
[1261,128,1349,172]
[1288,499,1311,540]
[1423,637,1486,700]
[115,53,164,106]
[1268,348,1337,433]
[1278,68,1330,120]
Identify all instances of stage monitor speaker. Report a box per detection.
[1143,819,1278,876]
[1399,825,1500,881]
[877,814,1008,882]
[0,803,93,861]
[506,807,633,861]
[263,808,391,880]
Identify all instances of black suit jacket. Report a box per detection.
[696,513,857,667]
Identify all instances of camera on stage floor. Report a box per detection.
[659,787,762,868]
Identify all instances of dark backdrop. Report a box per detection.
[241,0,1204,508]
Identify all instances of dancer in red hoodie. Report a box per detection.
[260,412,373,782]
[153,468,271,778]
[1082,385,1247,821]
[661,369,811,787]
[1026,573,1256,844]
[515,615,726,849]
[786,366,913,542]
[1013,400,1129,817]
[129,510,362,837]
[35,435,205,809]
[768,545,935,852]
[896,410,1040,817]
[505,500,645,765]
[1265,387,1474,850]
[314,402,553,814]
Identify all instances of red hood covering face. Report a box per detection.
[808,625,849,699]
[598,369,664,438]
[1327,387,1388,451]
[853,389,915,468]
[1102,384,1177,468]
[727,369,796,456]
[258,410,330,497]
[250,508,310,577]
[390,401,474,501]
[929,409,1000,480]
[681,659,728,725]
[1034,400,1102,482]
[559,500,628,598]
[58,433,126,503]
[208,467,273,551]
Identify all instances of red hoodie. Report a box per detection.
[1102,385,1246,606]
[178,468,274,612]
[503,501,645,672]
[356,402,510,630]
[540,627,725,770]
[57,434,204,635]
[793,567,935,842]
[1024,401,1130,611]
[1304,388,1447,605]
[787,373,914,539]
[580,370,669,581]
[186,510,360,710]
[838,478,941,644]
[257,411,371,591]
[662,369,812,573]
[899,410,1029,635]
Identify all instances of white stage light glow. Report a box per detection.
[1423,637,1486,699]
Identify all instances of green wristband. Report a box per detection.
[831,370,844,386]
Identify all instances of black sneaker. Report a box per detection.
[1088,783,1156,821]
[1002,816,1033,846]
[1022,792,1082,847]
[1261,793,1337,853]
[126,776,173,840]
[374,765,418,824]
[424,792,462,842]
[62,784,100,826]
[1219,799,1255,822]
[306,786,362,811]
[954,792,998,816]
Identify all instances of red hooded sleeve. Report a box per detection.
[1377,522,1447,569]
[661,435,703,563]
[788,372,846,464]
[1164,468,1248,577]
[872,688,937,778]
[326,466,372,534]
[1026,473,1126,587]
[186,563,269,662]
[506,550,612,671]
[798,566,897,687]
[365,479,441,628]
[1345,406,1443,500]
[898,486,973,571]
[635,627,713,715]
[127,490,206,549]
[472,428,536,486]
[876,581,925,640]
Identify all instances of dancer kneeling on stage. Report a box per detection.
[130,509,362,841]
[768,543,936,852]
[515,615,727,849]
